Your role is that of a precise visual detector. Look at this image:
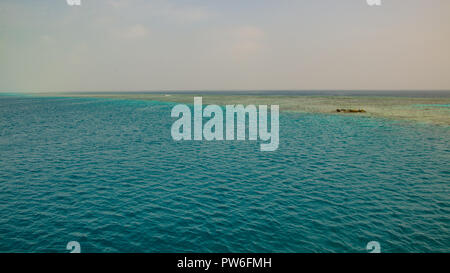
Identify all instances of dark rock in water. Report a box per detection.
[336,109,366,113]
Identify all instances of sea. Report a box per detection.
[0,94,449,252]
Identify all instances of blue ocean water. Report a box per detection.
[0,96,449,253]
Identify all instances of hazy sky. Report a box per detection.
[1,0,450,92]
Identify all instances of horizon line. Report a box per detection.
[3,89,450,94]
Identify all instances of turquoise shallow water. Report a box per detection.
[414,104,450,108]
[0,96,449,253]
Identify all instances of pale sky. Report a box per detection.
[1,0,450,92]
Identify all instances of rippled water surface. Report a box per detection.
[0,96,449,252]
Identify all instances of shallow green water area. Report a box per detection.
[39,93,450,126]
[0,96,449,252]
